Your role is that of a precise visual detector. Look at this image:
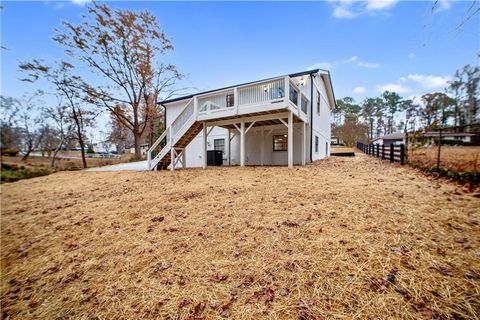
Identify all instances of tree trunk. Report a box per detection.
[72,108,88,168]
[133,129,142,160]
[78,128,87,168]
[51,132,70,168]
[22,148,32,161]
[369,118,374,140]
[133,121,142,160]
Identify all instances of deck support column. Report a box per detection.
[182,149,186,169]
[227,129,231,166]
[260,126,265,166]
[203,122,207,169]
[301,121,306,166]
[170,148,175,171]
[240,121,245,167]
[288,111,293,168]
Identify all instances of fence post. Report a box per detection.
[376,144,379,157]
[382,144,385,160]
[437,128,442,169]
[390,144,394,163]
[400,144,405,165]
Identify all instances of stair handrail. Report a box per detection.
[170,98,194,138]
[147,126,170,170]
[147,97,195,170]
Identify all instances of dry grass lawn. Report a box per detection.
[1,155,479,319]
[409,146,480,173]
[1,155,126,171]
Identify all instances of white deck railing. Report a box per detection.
[238,78,285,106]
[198,92,232,113]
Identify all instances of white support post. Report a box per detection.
[234,87,239,115]
[302,121,306,166]
[182,149,186,169]
[261,126,265,166]
[203,122,207,169]
[297,91,301,117]
[170,147,175,171]
[227,128,231,166]
[240,121,245,167]
[284,76,290,103]
[288,111,293,168]
[194,96,198,120]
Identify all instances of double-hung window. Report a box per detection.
[273,135,288,151]
[214,139,225,154]
[316,90,321,114]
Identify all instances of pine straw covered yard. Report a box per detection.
[1,155,479,319]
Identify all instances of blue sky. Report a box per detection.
[1,0,478,138]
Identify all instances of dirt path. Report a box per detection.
[1,154,479,319]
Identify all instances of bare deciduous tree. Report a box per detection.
[16,93,46,160]
[43,98,74,167]
[53,2,183,160]
[19,61,95,168]
[0,96,22,150]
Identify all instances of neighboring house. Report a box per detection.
[372,132,405,146]
[92,141,116,154]
[418,131,475,144]
[147,69,336,170]
[331,136,344,146]
[128,143,150,155]
[372,131,476,146]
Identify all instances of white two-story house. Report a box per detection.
[147,69,336,170]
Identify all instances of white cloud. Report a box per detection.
[353,86,366,94]
[365,0,399,11]
[407,94,424,106]
[376,83,411,94]
[436,0,453,12]
[345,56,359,63]
[307,56,379,71]
[307,62,332,70]
[329,0,399,19]
[71,0,91,5]
[407,74,451,89]
[408,53,415,59]
[333,6,357,18]
[375,73,451,95]
[357,62,380,68]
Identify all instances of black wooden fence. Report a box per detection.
[356,142,405,165]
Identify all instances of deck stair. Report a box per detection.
[147,98,200,170]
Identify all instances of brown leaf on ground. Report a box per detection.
[209,275,228,283]
[151,216,164,222]
[438,266,454,277]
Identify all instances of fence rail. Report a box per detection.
[356,142,405,165]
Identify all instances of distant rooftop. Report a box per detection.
[372,132,404,141]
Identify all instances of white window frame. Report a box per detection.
[316,90,320,114]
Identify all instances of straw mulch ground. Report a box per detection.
[1,154,479,319]
[409,146,480,173]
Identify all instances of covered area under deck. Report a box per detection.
[169,110,307,170]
